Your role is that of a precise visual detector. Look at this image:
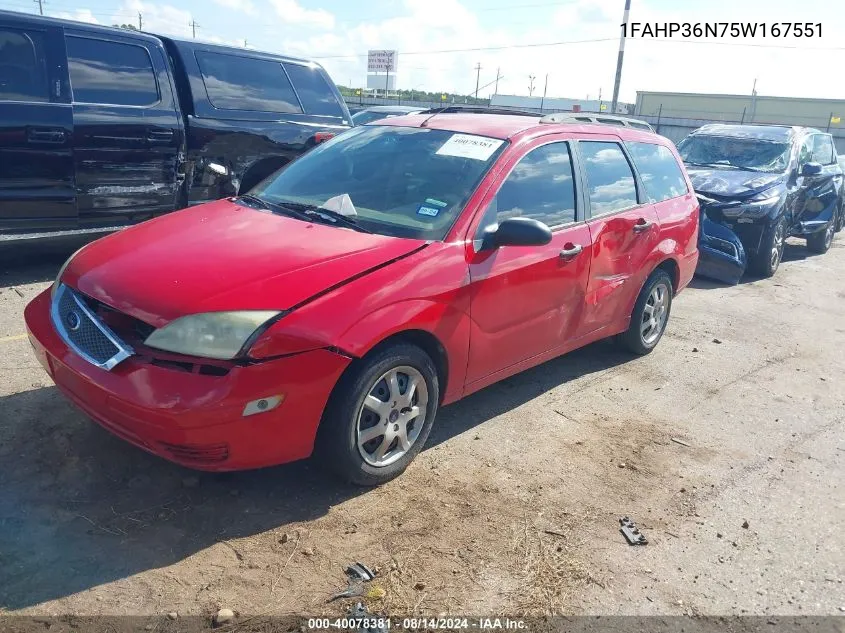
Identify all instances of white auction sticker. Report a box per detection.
[435,134,504,161]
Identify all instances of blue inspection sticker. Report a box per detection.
[417,205,440,217]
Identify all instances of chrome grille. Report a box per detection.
[51,284,133,370]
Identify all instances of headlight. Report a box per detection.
[144,311,282,360]
[722,187,785,218]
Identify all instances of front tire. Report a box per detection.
[316,343,439,486]
[618,268,673,355]
[749,215,786,277]
[806,221,834,254]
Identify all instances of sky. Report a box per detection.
[6,0,844,103]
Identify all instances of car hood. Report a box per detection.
[64,200,427,326]
[686,166,786,200]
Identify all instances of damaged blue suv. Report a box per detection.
[679,125,843,281]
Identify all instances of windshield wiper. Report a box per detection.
[237,194,313,222]
[273,199,373,234]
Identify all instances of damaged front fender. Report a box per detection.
[695,205,748,285]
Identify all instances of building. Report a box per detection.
[490,94,631,114]
[635,91,844,131]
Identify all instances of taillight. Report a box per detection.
[314,132,335,144]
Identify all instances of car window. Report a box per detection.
[283,62,343,117]
[626,142,688,203]
[251,126,506,240]
[196,51,301,114]
[579,141,639,215]
[812,134,835,165]
[0,28,50,102]
[477,142,576,234]
[66,36,159,106]
[798,136,813,165]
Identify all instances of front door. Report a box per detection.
[64,30,182,228]
[465,139,592,386]
[577,139,659,335]
[793,133,840,233]
[0,19,75,233]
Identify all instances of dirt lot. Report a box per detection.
[0,236,843,619]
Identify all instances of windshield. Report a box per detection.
[250,125,506,239]
[351,110,413,125]
[677,135,791,173]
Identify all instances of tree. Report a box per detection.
[112,23,138,30]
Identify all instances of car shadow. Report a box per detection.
[0,339,631,610]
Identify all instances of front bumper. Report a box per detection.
[24,288,351,471]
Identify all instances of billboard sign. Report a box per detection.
[367,49,397,73]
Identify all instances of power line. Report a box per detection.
[313,37,617,59]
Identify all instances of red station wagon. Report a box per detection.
[25,112,699,485]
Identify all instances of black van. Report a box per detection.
[0,11,351,242]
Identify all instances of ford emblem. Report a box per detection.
[65,310,81,331]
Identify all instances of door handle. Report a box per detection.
[147,129,175,143]
[633,219,653,233]
[559,244,583,259]
[27,127,67,144]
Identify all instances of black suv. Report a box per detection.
[0,11,351,243]
[679,124,843,279]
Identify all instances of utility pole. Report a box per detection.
[540,74,548,111]
[33,0,44,15]
[138,11,142,30]
[528,75,536,97]
[190,20,199,39]
[473,63,482,101]
[494,67,501,96]
[610,0,632,114]
[749,77,758,123]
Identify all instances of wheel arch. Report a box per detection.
[654,256,680,293]
[355,329,450,405]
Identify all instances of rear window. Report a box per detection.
[66,36,159,106]
[627,142,688,203]
[0,28,49,102]
[196,51,301,114]
[283,62,343,117]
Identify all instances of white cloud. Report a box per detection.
[211,0,256,16]
[51,8,100,24]
[269,0,335,30]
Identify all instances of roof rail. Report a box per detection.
[539,112,655,132]
[418,105,541,117]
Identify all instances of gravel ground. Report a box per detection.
[0,235,843,618]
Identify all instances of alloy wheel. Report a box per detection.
[356,366,428,467]
[824,222,834,249]
[641,282,669,346]
[771,221,785,270]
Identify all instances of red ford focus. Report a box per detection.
[25,112,699,485]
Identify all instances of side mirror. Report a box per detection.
[801,162,822,177]
[480,217,553,251]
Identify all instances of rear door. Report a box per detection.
[794,133,840,232]
[0,18,75,233]
[577,138,659,336]
[65,30,182,227]
[465,138,593,386]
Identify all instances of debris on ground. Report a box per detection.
[712,338,723,344]
[414,581,426,590]
[671,437,691,447]
[328,562,378,602]
[279,532,290,543]
[619,517,648,545]
[214,608,235,626]
[365,585,386,599]
[166,612,178,620]
[347,602,389,633]
[742,520,750,529]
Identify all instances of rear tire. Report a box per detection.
[749,215,786,277]
[618,268,673,356]
[316,343,439,486]
[806,221,834,254]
